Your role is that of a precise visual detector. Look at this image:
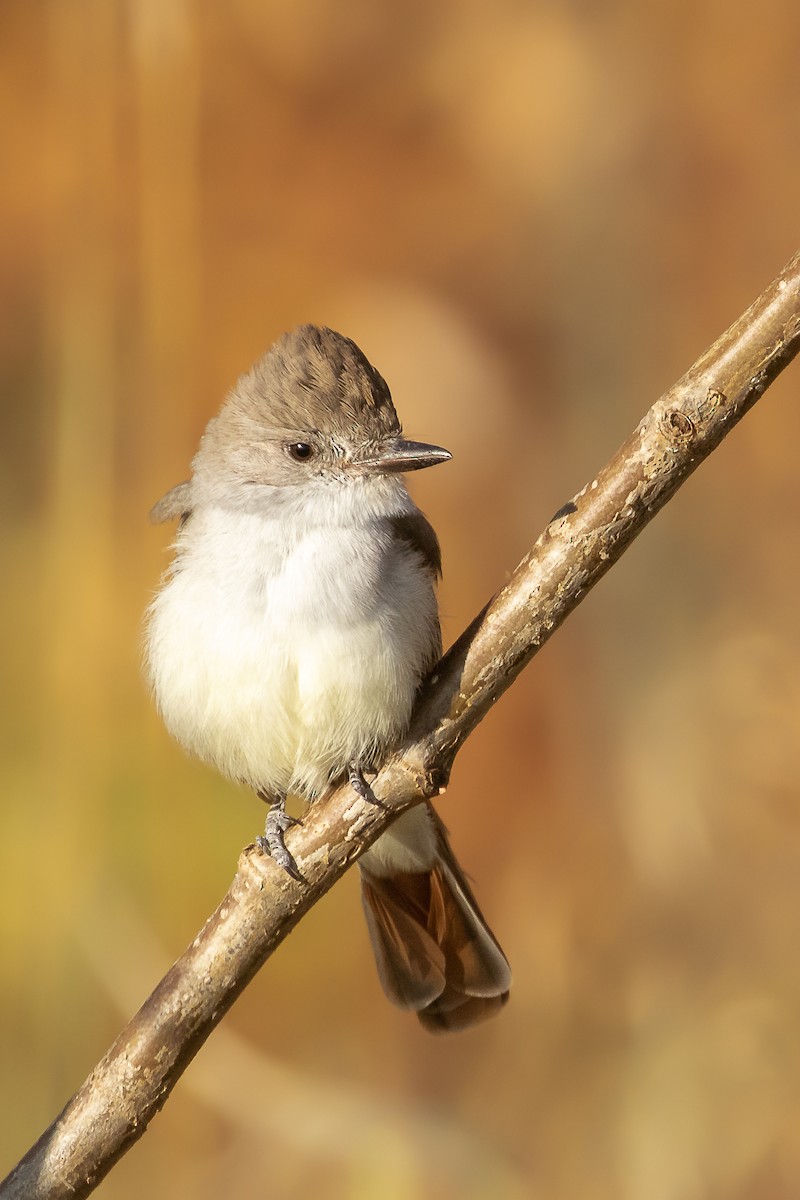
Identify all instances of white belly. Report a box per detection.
[146,505,438,799]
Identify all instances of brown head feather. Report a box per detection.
[223,325,400,442]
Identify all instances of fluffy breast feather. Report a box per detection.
[145,494,439,798]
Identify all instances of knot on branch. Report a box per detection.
[422,762,451,797]
[662,408,696,444]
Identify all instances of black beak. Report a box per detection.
[359,438,452,475]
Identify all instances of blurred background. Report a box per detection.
[2,1,800,1197]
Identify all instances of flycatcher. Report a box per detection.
[145,325,511,1032]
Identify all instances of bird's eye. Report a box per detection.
[287,442,314,462]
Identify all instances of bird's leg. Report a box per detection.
[348,765,383,808]
[255,792,303,881]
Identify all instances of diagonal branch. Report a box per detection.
[3,250,800,1200]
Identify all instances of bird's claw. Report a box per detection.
[348,766,383,808]
[257,800,303,881]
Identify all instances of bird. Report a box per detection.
[145,324,510,1032]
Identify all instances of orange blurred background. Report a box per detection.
[2,2,800,1197]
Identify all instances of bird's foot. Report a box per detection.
[256,797,303,881]
[348,766,383,808]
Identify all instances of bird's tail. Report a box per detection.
[359,805,511,1032]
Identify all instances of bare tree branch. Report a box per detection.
[3,250,799,1200]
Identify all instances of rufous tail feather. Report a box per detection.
[359,823,510,1033]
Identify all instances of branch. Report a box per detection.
[4,250,799,1200]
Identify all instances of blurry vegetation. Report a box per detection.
[1,2,800,1198]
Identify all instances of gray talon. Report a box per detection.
[348,766,382,807]
[257,799,303,881]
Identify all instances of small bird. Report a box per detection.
[145,325,510,1032]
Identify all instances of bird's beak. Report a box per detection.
[358,438,452,475]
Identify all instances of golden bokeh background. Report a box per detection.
[2,2,800,1197]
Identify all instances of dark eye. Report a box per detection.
[287,442,314,462]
